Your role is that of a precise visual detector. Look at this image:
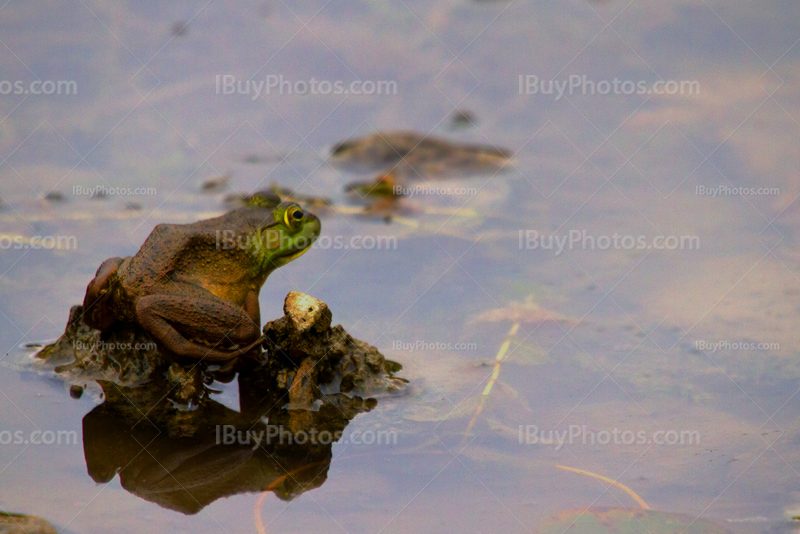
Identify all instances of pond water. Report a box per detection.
[1,1,799,533]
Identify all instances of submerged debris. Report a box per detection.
[43,191,65,202]
[329,130,512,179]
[224,185,334,215]
[171,21,189,37]
[345,173,405,199]
[449,109,476,129]
[201,175,229,192]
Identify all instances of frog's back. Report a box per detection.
[120,209,265,291]
[120,223,196,288]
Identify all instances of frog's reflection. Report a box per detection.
[82,370,375,515]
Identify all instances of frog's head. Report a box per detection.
[246,191,282,209]
[249,195,321,273]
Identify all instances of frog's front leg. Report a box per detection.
[83,257,125,330]
[135,288,264,361]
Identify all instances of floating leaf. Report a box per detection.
[507,338,548,366]
[471,295,578,326]
[485,418,526,441]
[539,507,733,534]
[0,512,58,534]
[404,395,482,422]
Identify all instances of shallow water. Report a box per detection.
[1,1,799,532]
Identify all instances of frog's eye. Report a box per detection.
[284,205,304,227]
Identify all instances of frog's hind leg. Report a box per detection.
[83,257,125,330]
[135,290,263,362]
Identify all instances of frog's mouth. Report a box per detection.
[267,235,317,268]
[281,246,311,263]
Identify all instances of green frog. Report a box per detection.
[82,192,321,361]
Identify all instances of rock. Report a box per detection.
[167,363,201,406]
[36,305,165,388]
[283,291,332,334]
[263,292,333,360]
[37,294,407,413]
[261,292,408,410]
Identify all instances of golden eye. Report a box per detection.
[284,206,304,226]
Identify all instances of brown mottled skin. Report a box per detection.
[82,192,320,361]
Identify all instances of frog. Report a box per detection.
[81,191,321,362]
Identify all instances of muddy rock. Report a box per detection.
[37,293,407,413]
[36,305,165,387]
[261,292,407,409]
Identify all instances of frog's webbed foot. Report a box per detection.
[83,257,125,330]
[135,292,265,362]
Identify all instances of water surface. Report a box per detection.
[1,1,799,532]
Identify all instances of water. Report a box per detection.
[1,0,799,532]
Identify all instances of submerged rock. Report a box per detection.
[329,130,512,178]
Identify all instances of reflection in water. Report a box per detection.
[83,371,374,515]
